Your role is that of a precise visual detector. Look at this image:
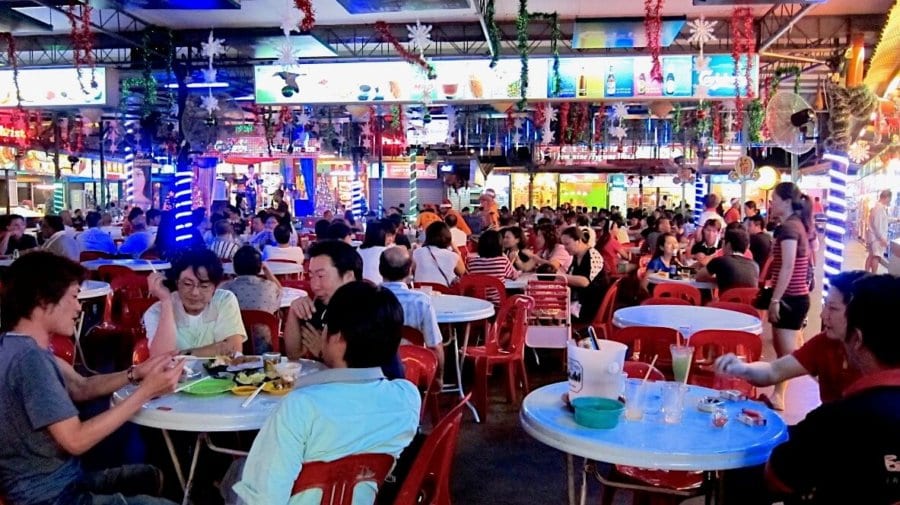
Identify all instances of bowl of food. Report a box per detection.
[275,362,302,383]
[571,397,625,429]
[262,378,293,396]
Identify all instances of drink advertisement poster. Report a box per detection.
[604,58,635,97]
[549,57,605,99]
[693,54,759,98]
[632,57,663,97]
[661,56,693,97]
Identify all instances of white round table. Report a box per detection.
[223,261,302,277]
[429,294,495,324]
[280,286,308,308]
[81,259,171,272]
[79,280,111,299]
[613,305,763,335]
[647,273,717,291]
[521,382,788,505]
[504,273,537,291]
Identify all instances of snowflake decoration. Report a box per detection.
[280,0,302,35]
[611,102,628,120]
[202,68,218,83]
[610,125,628,140]
[695,56,710,73]
[513,117,524,130]
[545,105,557,125]
[541,126,555,144]
[336,134,346,145]
[694,84,709,99]
[849,141,870,163]
[275,38,298,66]
[687,16,718,45]
[201,31,226,60]
[407,21,433,53]
[201,94,220,115]
[512,131,522,145]
[361,123,373,139]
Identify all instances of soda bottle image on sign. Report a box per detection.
[637,73,647,95]
[664,72,676,95]
[577,67,587,97]
[606,65,616,95]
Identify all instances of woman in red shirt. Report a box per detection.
[597,217,629,276]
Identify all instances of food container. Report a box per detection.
[571,397,625,429]
[719,389,746,402]
[697,396,724,413]
[275,362,302,383]
[737,408,767,426]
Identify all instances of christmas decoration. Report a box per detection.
[611,102,629,120]
[407,20,432,51]
[0,33,22,108]
[200,30,225,117]
[375,21,436,79]
[485,0,502,68]
[516,0,529,110]
[294,0,315,31]
[848,140,870,163]
[530,12,562,98]
[730,7,756,136]
[65,3,97,94]
[644,0,665,82]
[558,102,570,144]
[687,16,718,46]
[825,82,852,152]
[747,99,764,143]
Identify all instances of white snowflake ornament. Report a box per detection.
[513,117,524,130]
[849,141,869,163]
[280,0,302,35]
[694,84,709,99]
[201,94,220,115]
[611,102,628,120]
[407,21,433,53]
[545,105,557,125]
[275,38,297,66]
[295,111,311,126]
[512,131,522,145]
[610,125,628,140]
[541,126,555,144]
[202,68,218,83]
[695,56,710,73]
[201,31,226,60]
[687,16,718,45]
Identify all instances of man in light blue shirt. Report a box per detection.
[75,211,117,255]
[118,221,154,258]
[233,281,421,505]
[380,246,445,387]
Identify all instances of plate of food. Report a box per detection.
[207,354,264,375]
[262,378,293,396]
[234,371,267,386]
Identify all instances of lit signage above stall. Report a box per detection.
[0,123,26,144]
[0,67,115,108]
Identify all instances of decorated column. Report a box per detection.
[408,152,418,222]
[822,153,850,300]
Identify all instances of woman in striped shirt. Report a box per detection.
[765,182,813,410]
[466,229,518,304]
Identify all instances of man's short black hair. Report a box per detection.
[326,221,352,241]
[445,213,458,227]
[748,214,766,229]
[274,224,292,245]
[214,219,232,237]
[233,245,263,276]
[86,211,102,228]
[477,229,503,258]
[308,240,362,280]
[167,248,225,287]
[324,281,403,368]
[829,270,870,305]
[0,251,86,331]
[146,208,162,222]
[43,215,65,233]
[723,226,750,253]
[314,219,330,238]
[127,207,145,222]
[846,274,900,366]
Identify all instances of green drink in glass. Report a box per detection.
[670,345,694,383]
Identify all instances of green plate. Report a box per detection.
[180,378,234,396]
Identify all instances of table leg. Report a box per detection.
[181,435,203,505]
[450,323,480,423]
[566,453,575,505]
[579,458,588,505]
[161,430,186,491]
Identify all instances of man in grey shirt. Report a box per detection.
[220,246,282,352]
[696,226,759,293]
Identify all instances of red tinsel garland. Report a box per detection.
[505,106,516,131]
[712,102,723,144]
[572,103,589,142]
[65,3,97,93]
[558,102,570,145]
[761,75,772,138]
[374,21,437,80]
[644,0,664,82]
[294,0,316,32]
[0,33,22,109]
[533,102,546,130]
[730,7,754,137]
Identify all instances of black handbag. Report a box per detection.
[754,286,774,310]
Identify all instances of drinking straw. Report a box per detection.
[242,382,266,408]
[174,375,212,393]
[641,354,659,384]
[676,330,682,347]
[587,326,601,350]
[682,356,691,385]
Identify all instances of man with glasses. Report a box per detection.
[144,249,246,356]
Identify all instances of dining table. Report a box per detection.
[612,305,763,336]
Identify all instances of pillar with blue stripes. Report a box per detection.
[822,153,850,300]
[408,153,418,222]
[693,174,707,225]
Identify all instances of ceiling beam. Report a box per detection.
[0,5,52,31]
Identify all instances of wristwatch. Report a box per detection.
[126,365,140,385]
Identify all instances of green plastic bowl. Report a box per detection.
[571,397,625,429]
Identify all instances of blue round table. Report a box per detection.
[521,382,789,505]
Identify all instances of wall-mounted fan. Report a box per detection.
[765,91,818,155]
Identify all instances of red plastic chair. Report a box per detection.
[640,297,692,306]
[579,277,622,337]
[412,282,456,295]
[393,395,470,505]
[122,297,157,330]
[706,301,760,318]
[139,251,161,260]
[399,344,441,425]
[132,337,150,365]
[458,274,507,308]
[687,329,762,397]
[401,326,426,347]
[622,361,665,382]
[241,309,281,354]
[97,264,136,283]
[80,251,113,262]
[49,334,75,365]
[290,453,395,504]
[719,287,759,306]
[608,326,679,375]
[458,246,469,264]
[462,295,534,422]
[652,283,702,306]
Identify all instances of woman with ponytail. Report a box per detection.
[765,182,813,410]
[561,226,607,323]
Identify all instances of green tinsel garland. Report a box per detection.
[672,103,683,134]
[696,101,712,138]
[747,99,765,143]
[486,0,502,68]
[516,0,529,110]
[531,12,561,98]
[770,66,801,95]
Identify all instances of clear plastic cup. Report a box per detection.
[624,378,648,421]
[670,345,694,384]
[662,382,689,424]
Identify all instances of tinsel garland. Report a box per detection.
[672,103,683,134]
[485,0,502,68]
[505,106,516,131]
[65,3,97,93]
[644,0,664,82]
[747,99,764,143]
[770,66,801,95]
[533,102,546,129]
[294,0,316,32]
[825,82,851,152]
[0,32,23,109]
[375,21,436,79]
[696,101,712,138]
[516,0,529,110]
[558,102,570,145]
[730,7,755,136]
[712,102,723,144]
[848,84,878,120]
[573,103,589,143]
[390,105,402,131]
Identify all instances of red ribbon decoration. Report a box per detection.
[558,102,570,145]
[0,32,22,109]
[730,7,755,137]
[374,21,436,79]
[644,0,665,82]
[533,102,546,131]
[294,0,316,32]
[65,3,97,92]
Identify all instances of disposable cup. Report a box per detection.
[670,345,694,384]
[662,382,688,424]
[624,378,648,421]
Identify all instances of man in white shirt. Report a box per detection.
[445,213,468,249]
[233,281,421,505]
[697,193,726,237]
[75,211,116,255]
[39,215,79,261]
[866,189,893,273]
[380,246,444,387]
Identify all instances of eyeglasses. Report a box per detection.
[177,280,215,292]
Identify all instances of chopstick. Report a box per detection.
[174,375,212,393]
[174,355,216,360]
[242,383,266,408]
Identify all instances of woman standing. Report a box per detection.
[765,182,813,410]
[561,226,606,324]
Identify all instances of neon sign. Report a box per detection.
[0,124,27,145]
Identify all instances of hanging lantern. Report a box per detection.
[649,100,674,118]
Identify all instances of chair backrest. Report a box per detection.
[398,344,438,395]
[412,282,456,295]
[401,326,425,347]
[640,297,692,306]
[591,277,622,329]
[458,274,507,307]
[97,264,136,283]
[49,334,75,365]
[80,250,113,262]
[122,297,157,330]
[719,287,759,306]
[623,361,665,381]
[290,453,395,504]
[133,337,150,365]
[267,258,299,264]
[486,295,535,356]
[525,278,570,349]
[688,330,762,363]
[281,279,312,294]
[706,301,760,318]
[652,283,702,306]
[609,326,679,364]
[139,250,160,260]
[458,246,469,264]
[241,310,281,354]
[393,395,470,505]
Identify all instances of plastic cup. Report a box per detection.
[662,382,688,424]
[624,378,647,421]
[670,345,694,384]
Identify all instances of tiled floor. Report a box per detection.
[449,238,869,504]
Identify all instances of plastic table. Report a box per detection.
[223,261,302,277]
[79,280,111,300]
[612,305,763,336]
[280,286,308,308]
[521,382,788,505]
[647,273,717,291]
[81,259,171,272]
[504,273,537,291]
[112,359,326,504]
